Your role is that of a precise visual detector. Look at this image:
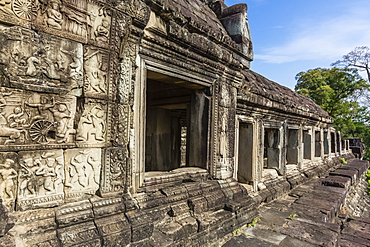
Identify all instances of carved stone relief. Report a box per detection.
[0,88,76,148]
[87,3,112,48]
[101,147,127,194]
[76,100,107,145]
[110,104,130,147]
[116,0,148,26]
[111,11,131,53]
[83,46,109,97]
[17,149,64,210]
[0,152,18,210]
[34,0,88,43]
[0,26,83,94]
[64,148,101,200]
[117,58,132,104]
[0,0,36,28]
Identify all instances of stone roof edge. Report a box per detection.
[238,69,333,123]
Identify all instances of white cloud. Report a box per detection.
[256,2,370,64]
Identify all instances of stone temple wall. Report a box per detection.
[0,0,146,211]
[0,0,363,246]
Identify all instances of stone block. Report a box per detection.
[57,221,101,247]
[177,216,198,238]
[169,201,190,218]
[0,199,8,237]
[90,197,125,218]
[150,229,174,247]
[16,208,57,245]
[145,205,171,223]
[204,191,227,210]
[279,219,339,246]
[17,150,65,211]
[23,231,59,247]
[158,221,185,242]
[188,196,208,215]
[56,200,94,227]
[125,210,154,242]
[130,238,152,247]
[322,176,351,188]
[330,169,358,184]
[94,214,131,247]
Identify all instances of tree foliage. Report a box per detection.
[296,46,370,160]
[295,68,368,120]
[295,67,370,160]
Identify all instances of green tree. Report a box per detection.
[295,67,368,135]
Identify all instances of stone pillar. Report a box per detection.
[303,128,312,160]
[188,91,209,167]
[314,128,322,158]
[287,128,299,165]
[337,132,342,155]
[323,129,329,156]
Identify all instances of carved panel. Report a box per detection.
[0,27,83,94]
[0,0,36,28]
[76,99,107,146]
[64,148,101,200]
[58,221,101,247]
[110,104,130,147]
[110,10,131,53]
[116,0,148,26]
[83,46,110,98]
[33,0,88,43]
[87,2,112,48]
[101,147,127,194]
[17,149,64,210]
[0,89,76,150]
[0,152,18,210]
[108,50,119,102]
[117,58,132,105]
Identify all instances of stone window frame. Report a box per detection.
[234,116,261,191]
[132,56,216,192]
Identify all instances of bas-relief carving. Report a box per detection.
[76,101,107,144]
[0,26,83,93]
[64,148,101,199]
[84,47,109,96]
[102,148,127,193]
[116,0,149,24]
[35,0,88,42]
[87,3,112,48]
[0,89,76,147]
[0,0,122,47]
[0,152,17,210]
[0,0,36,28]
[110,104,130,147]
[118,59,132,104]
[111,11,131,54]
[17,150,64,210]
[0,1,89,42]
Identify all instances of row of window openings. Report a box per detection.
[143,74,347,178]
[238,125,346,184]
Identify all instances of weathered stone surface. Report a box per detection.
[330,169,358,184]
[0,0,367,245]
[322,175,351,188]
[0,199,8,236]
[125,210,154,242]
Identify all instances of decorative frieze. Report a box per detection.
[17,149,64,210]
[64,148,101,200]
[76,99,107,146]
[0,26,83,94]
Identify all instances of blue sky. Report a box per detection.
[224,0,370,89]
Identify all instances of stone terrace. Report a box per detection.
[221,158,370,247]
